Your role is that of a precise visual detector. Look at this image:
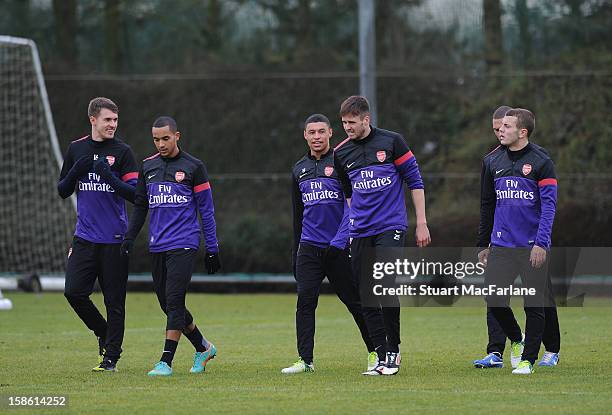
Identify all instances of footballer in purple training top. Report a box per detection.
[334,95,432,376]
[58,97,138,372]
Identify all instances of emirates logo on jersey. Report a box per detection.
[324,166,334,176]
[175,171,185,182]
[522,164,532,176]
[106,155,115,166]
[376,150,386,162]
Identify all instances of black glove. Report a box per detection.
[205,251,221,274]
[72,155,93,176]
[58,156,94,198]
[325,245,344,262]
[120,239,134,256]
[93,157,112,179]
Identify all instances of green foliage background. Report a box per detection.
[1,0,611,273]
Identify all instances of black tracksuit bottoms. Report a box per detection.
[150,248,197,331]
[295,242,373,363]
[64,236,128,361]
[351,229,405,360]
[485,247,557,364]
[486,303,560,355]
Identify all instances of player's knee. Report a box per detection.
[165,301,185,317]
[297,293,318,309]
[105,303,125,316]
[361,306,382,318]
[155,295,168,312]
[165,296,185,310]
[166,310,186,331]
[297,285,319,299]
[155,298,167,313]
[524,306,545,318]
[485,295,509,308]
[103,295,125,309]
[64,291,85,304]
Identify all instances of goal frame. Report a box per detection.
[0,35,75,211]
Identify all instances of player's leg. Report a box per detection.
[486,308,507,355]
[515,305,544,373]
[485,247,524,369]
[473,309,506,368]
[184,316,217,374]
[374,229,404,375]
[149,248,197,376]
[352,235,388,375]
[147,251,173,376]
[92,242,128,371]
[182,296,216,374]
[163,249,196,333]
[63,237,108,366]
[295,244,324,367]
[150,251,169,316]
[513,253,547,374]
[181,309,207,352]
[324,245,375,369]
[538,307,560,366]
[539,275,560,366]
[282,243,323,373]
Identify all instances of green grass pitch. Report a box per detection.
[1,292,611,414]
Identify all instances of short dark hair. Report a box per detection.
[505,108,535,137]
[492,105,511,120]
[88,97,118,117]
[153,116,178,133]
[340,95,370,118]
[304,114,330,130]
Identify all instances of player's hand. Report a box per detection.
[478,248,490,267]
[415,223,431,247]
[73,155,93,176]
[93,157,112,178]
[325,245,344,262]
[205,251,221,274]
[530,245,547,268]
[120,239,134,256]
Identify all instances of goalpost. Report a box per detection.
[0,36,75,303]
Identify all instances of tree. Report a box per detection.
[52,0,78,66]
[203,0,222,55]
[483,0,503,71]
[515,0,531,66]
[5,0,31,37]
[104,0,124,72]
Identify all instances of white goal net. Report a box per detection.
[0,36,74,277]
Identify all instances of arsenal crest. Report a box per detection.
[324,166,334,176]
[175,171,185,182]
[522,164,532,176]
[376,150,386,162]
[106,155,115,166]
